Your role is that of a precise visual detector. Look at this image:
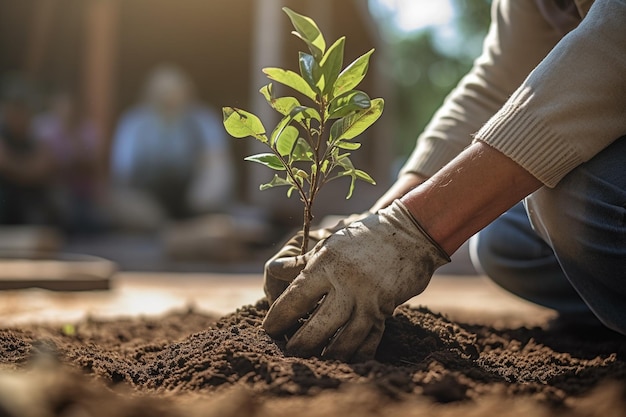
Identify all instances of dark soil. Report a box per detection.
[0,301,625,417]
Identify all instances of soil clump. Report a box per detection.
[0,301,624,416]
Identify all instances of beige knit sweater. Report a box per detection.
[400,0,625,187]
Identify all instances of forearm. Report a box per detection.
[401,141,542,255]
[370,173,426,213]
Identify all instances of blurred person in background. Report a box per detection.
[33,89,106,234]
[0,75,55,225]
[110,64,233,224]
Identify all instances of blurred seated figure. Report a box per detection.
[33,90,106,234]
[0,76,55,225]
[111,65,233,222]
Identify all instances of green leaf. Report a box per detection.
[341,168,376,199]
[330,98,384,143]
[291,138,314,162]
[320,159,329,173]
[331,156,375,198]
[330,147,350,166]
[332,155,356,198]
[294,168,309,180]
[344,171,358,200]
[244,153,286,171]
[270,115,290,146]
[259,83,273,101]
[333,49,374,97]
[328,90,371,119]
[299,52,321,94]
[272,97,301,116]
[275,125,299,156]
[320,37,345,96]
[61,323,76,336]
[336,141,361,150]
[222,107,267,142]
[263,68,317,101]
[355,169,376,185]
[332,170,358,199]
[259,84,301,116]
[290,105,322,123]
[283,7,326,60]
[260,174,291,190]
[336,154,354,170]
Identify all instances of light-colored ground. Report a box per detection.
[0,271,553,327]
[0,227,556,327]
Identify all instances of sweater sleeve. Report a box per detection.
[399,0,564,178]
[475,0,626,187]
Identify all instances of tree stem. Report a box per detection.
[300,201,313,255]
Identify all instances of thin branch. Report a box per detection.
[271,148,308,203]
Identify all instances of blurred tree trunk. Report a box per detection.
[24,0,58,78]
[83,0,119,177]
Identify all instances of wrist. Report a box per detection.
[392,200,451,261]
[400,142,542,255]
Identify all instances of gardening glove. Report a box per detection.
[264,212,370,304]
[262,200,450,362]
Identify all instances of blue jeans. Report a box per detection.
[470,136,626,334]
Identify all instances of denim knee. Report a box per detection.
[525,136,626,333]
[470,203,586,312]
[469,204,539,280]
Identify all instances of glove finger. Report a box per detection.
[263,250,311,304]
[321,313,373,362]
[320,211,371,235]
[281,232,305,254]
[286,290,353,358]
[350,320,386,363]
[282,231,320,254]
[265,255,308,283]
[262,270,329,339]
[263,276,290,305]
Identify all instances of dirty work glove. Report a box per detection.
[264,212,370,304]
[262,200,450,362]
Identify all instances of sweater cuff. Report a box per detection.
[474,92,584,188]
[398,136,465,179]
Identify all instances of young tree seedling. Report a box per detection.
[223,7,384,255]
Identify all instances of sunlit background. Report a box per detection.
[0,0,491,271]
[371,0,455,34]
[370,0,488,56]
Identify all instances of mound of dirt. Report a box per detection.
[0,301,625,417]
